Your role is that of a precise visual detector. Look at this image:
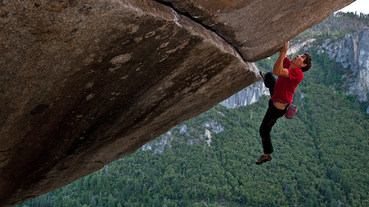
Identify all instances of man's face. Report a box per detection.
[292,54,307,68]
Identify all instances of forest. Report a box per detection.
[17,12,369,207]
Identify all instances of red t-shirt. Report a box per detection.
[271,57,304,104]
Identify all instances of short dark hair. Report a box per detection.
[301,53,312,72]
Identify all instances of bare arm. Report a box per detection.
[273,42,290,78]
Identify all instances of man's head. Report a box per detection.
[292,53,312,72]
[301,53,312,72]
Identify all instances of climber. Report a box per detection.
[255,41,312,165]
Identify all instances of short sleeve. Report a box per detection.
[288,68,303,82]
[283,57,291,69]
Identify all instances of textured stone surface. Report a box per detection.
[320,28,369,102]
[160,0,354,61]
[220,81,269,109]
[0,0,256,206]
[0,0,354,206]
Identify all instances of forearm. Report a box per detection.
[273,42,290,77]
[273,51,287,75]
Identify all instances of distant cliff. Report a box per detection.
[319,28,369,111]
[220,81,269,109]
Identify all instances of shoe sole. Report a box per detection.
[255,157,272,165]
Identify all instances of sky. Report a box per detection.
[339,0,369,14]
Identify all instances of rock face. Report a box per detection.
[220,81,269,109]
[142,120,225,154]
[320,28,369,102]
[159,0,354,61]
[0,0,353,206]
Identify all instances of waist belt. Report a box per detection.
[272,95,289,104]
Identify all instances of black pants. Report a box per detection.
[259,72,288,154]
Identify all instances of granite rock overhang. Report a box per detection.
[0,0,354,206]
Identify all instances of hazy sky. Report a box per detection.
[339,0,369,14]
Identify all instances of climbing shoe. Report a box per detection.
[255,154,272,165]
